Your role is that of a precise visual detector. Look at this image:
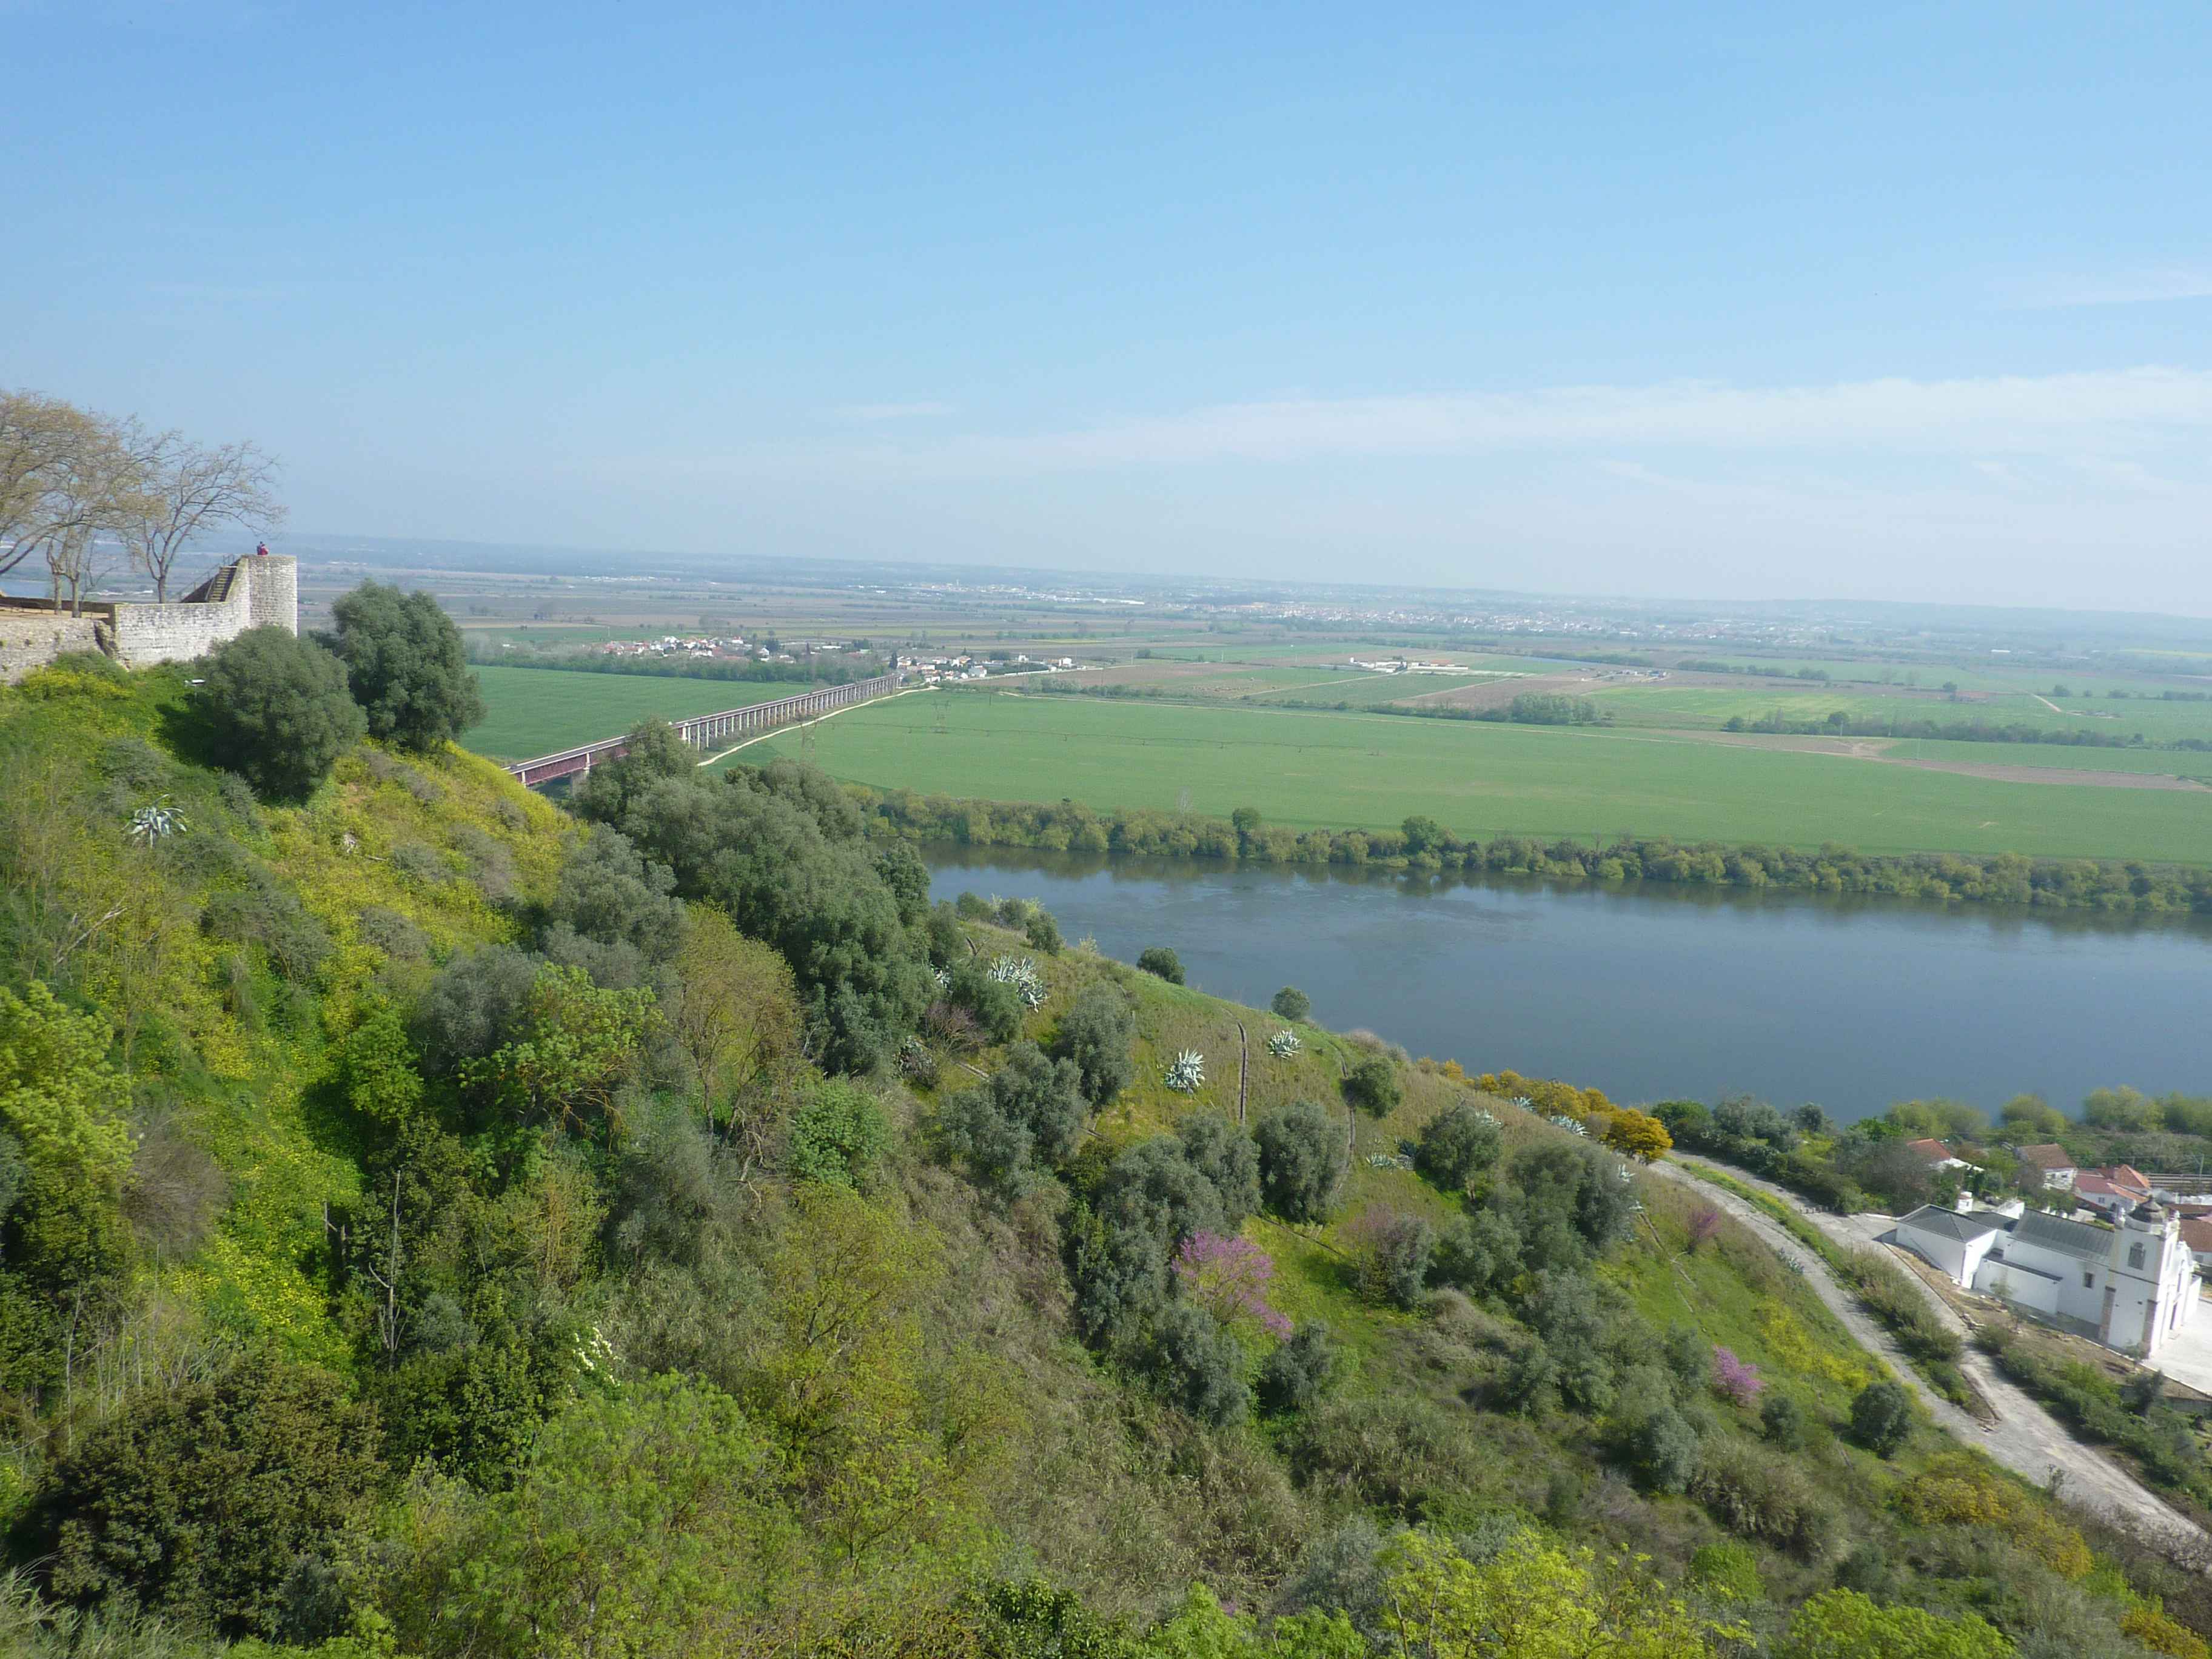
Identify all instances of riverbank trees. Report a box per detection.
[847,788,2212,915]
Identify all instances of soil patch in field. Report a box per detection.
[1393,671,1599,712]
[1681,728,2210,791]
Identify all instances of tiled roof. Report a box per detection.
[2012,1209,2113,1262]
[1897,1205,2006,1244]
[2179,1218,2212,1255]
[1904,1138,1952,1161]
[2016,1144,2075,1170]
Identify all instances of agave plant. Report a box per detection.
[1266,1028,1301,1059]
[1164,1050,1206,1093]
[127,797,187,846]
[985,953,1047,1008]
[1549,1113,1589,1138]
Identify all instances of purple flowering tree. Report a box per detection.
[1173,1232,1292,1338]
[1712,1346,1765,1406]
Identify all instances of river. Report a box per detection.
[923,846,2212,1122]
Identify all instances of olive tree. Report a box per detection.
[194,626,365,802]
[327,580,485,751]
[1255,1100,1348,1223]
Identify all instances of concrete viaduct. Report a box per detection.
[503,672,902,789]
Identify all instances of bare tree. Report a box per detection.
[34,416,147,614]
[1,390,98,581]
[119,432,284,601]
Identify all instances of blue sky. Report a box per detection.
[8,2,2210,608]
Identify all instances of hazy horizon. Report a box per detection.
[11,4,2210,611]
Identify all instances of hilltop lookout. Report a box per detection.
[0,553,297,683]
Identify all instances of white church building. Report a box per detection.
[1892,1195,2200,1359]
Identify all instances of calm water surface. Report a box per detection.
[924,846,2212,1122]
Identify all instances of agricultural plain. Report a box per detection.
[732,688,2212,863]
[466,665,796,760]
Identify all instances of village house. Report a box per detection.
[2013,1144,2078,1190]
[2073,1165,2154,1222]
[1892,1195,2202,1359]
[1903,1138,1977,1173]
[2181,1217,2212,1275]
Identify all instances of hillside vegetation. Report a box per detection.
[1,682,2207,1658]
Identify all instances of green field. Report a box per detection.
[466,665,797,760]
[728,688,2212,863]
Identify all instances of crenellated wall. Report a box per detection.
[0,555,298,683]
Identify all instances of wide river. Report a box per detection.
[923,846,2212,1122]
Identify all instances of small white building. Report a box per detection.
[1895,1199,2202,1359]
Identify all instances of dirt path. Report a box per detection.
[1233,1021,1249,1126]
[1646,1155,2206,1549]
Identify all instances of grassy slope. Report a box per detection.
[466,663,797,760]
[0,664,572,1376]
[734,688,2212,863]
[918,917,2105,1608]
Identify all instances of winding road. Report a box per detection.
[1644,1155,2206,1551]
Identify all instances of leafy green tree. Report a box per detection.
[1258,1322,1339,1416]
[939,1042,1087,1196]
[327,579,485,751]
[1413,1102,1502,1190]
[1430,1207,1522,1296]
[1761,1392,1809,1450]
[1626,1404,1701,1493]
[787,1079,890,1190]
[571,717,696,823]
[1270,985,1312,1022]
[1138,946,1184,984]
[0,981,134,1287]
[1400,814,1446,854]
[21,1361,382,1638]
[1342,1055,1400,1117]
[1506,1140,1637,1266]
[1775,1589,2011,1659]
[338,1000,426,1130]
[435,1376,793,1659]
[1378,1529,1722,1657]
[946,957,1024,1045]
[193,626,364,802]
[1178,1111,1261,1229]
[1256,1100,1347,1223]
[460,962,659,1139]
[544,830,682,966]
[1099,1136,1227,1248]
[1849,1379,1913,1457]
[1025,907,1064,954]
[1141,1302,1248,1427]
[1347,1208,1433,1309]
[374,1335,565,1491]
[1051,983,1136,1107]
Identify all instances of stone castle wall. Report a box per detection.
[0,554,298,683]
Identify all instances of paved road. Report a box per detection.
[1644,1155,2205,1550]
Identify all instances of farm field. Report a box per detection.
[728,688,2212,863]
[1587,682,2212,745]
[466,665,799,760]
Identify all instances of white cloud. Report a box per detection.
[803,366,2212,477]
[2015,270,2212,309]
[835,400,956,422]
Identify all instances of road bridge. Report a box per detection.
[503,672,901,789]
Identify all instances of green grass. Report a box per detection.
[732,688,2212,863]
[1591,682,2212,745]
[465,664,800,760]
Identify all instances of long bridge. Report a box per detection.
[503,671,903,789]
